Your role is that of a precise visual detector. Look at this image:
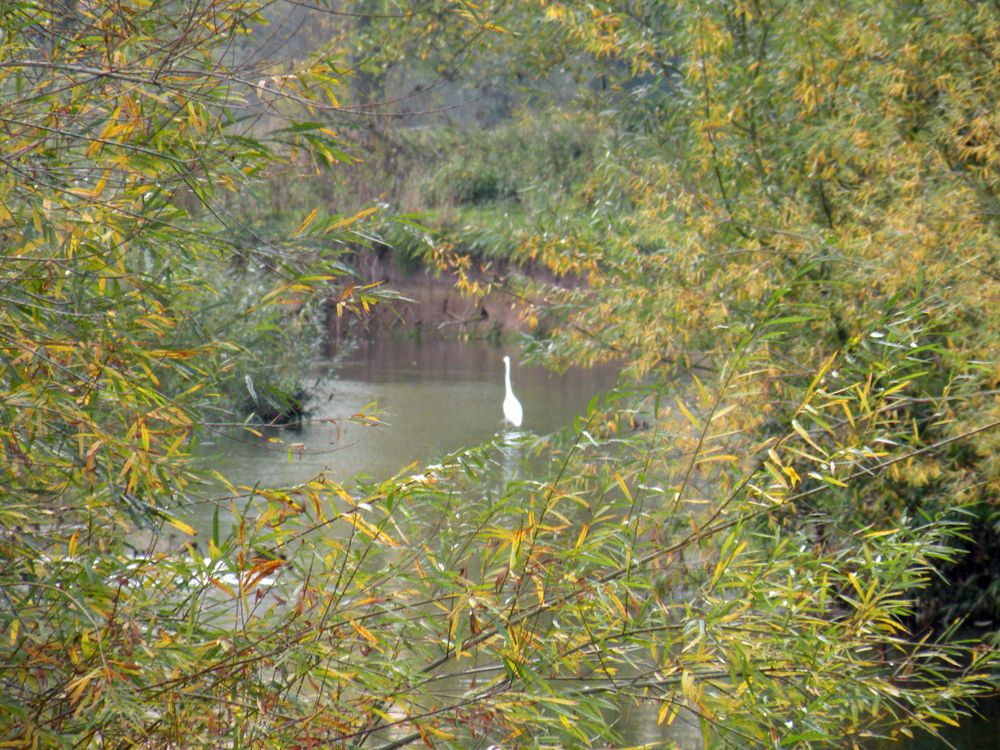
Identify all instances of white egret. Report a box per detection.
[502,355,523,428]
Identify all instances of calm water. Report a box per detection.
[193,337,996,749]
[199,338,618,489]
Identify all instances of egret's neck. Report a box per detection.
[504,359,512,389]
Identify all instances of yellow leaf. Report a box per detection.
[341,512,399,547]
[709,403,738,423]
[509,528,521,570]
[783,464,801,487]
[882,380,911,397]
[608,591,627,620]
[90,171,108,198]
[67,671,96,706]
[426,724,456,740]
[167,517,196,536]
[710,539,747,587]
[681,669,697,704]
[209,577,236,597]
[657,697,679,726]
[691,372,711,406]
[350,619,379,646]
[676,397,700,429]
[292,207,319,238]
[765,460,789,489]
[186,101,204,133]
[791,418,826,456]
[696,453,738,465]
[84,440,102,473]
[839,399,855,428]
[928,711,961,728]
[864,529,897,539]
[242,559,284,592]
[326,206,378,232]
[614,471,633,502]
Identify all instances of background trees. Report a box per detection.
[515,0,1000,627]
[1,1,997,748]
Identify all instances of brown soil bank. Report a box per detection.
[329,250,537,343]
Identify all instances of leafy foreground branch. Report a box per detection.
[4,320,998,748]
[2,1,999,749]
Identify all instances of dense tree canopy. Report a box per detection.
[1,1,998,749]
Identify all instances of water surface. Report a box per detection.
[200,337,619,488]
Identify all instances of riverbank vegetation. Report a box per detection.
[1,1,997,748]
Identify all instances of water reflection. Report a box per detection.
[199,338,619,490]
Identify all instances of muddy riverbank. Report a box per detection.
[328,250,557,342]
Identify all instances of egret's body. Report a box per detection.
[502,355,523,428]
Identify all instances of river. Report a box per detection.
[194,336,996,749]
[198,337,618,489]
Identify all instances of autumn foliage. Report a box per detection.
[1,2,998,749]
